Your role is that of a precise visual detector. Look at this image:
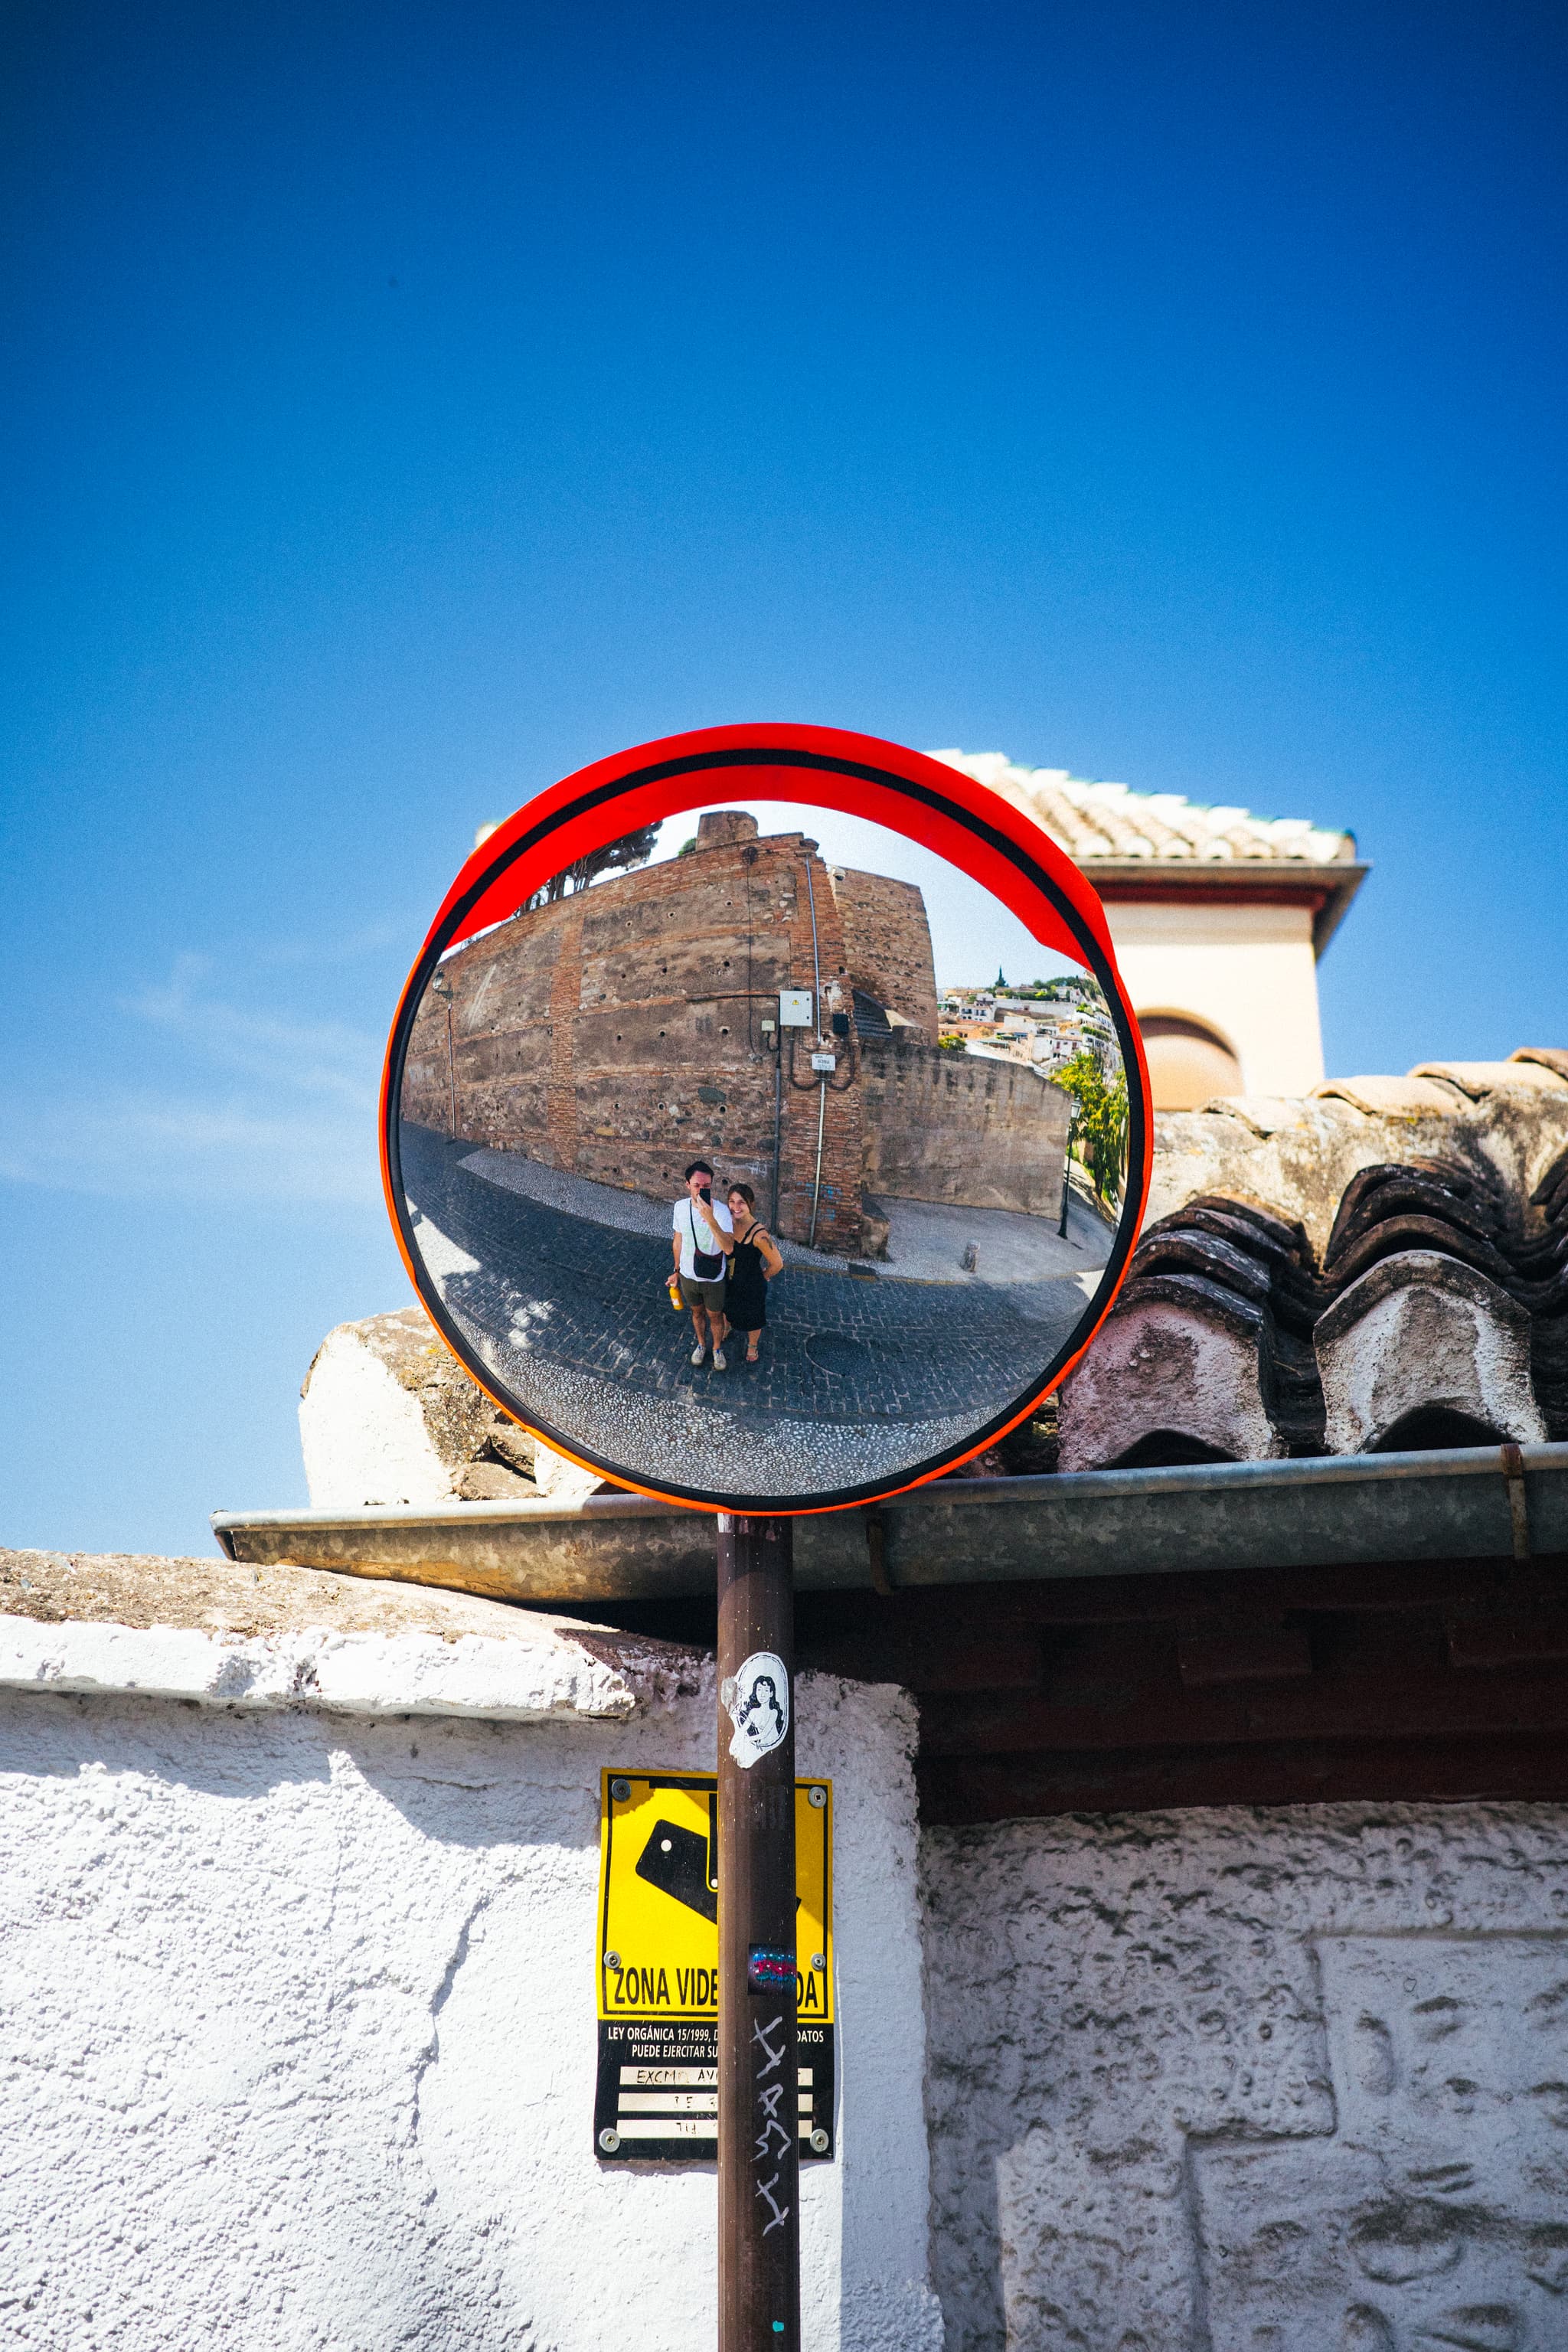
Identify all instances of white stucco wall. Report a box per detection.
[1105,899,1326,1099]
[923,1802,1568,2352]
[0,1651,939,2351]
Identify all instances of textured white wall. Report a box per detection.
[922,1803,1568,2352]
[0,1669,941,2352]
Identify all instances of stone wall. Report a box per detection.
[922,1801,1568,2352]
[859,1037,1070,1216]
[402,830,871,1253]
[826,865,941,1037]
[13,1540,1568,2347]
[402,828,1072,1251]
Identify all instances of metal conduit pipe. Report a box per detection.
[213,1442,1568,1609]
[803,856,826,1248]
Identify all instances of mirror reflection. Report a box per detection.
[397,804,1130,1500]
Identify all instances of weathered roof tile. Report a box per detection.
[1412,1059,1568,1098]
[1309,1075,1461,1116]
[929,750,1357,867]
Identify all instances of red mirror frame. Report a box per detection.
[381,724,1152,1513]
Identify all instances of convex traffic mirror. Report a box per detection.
[381,726,1152,1511]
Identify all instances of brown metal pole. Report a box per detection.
[716,1511,799,2352]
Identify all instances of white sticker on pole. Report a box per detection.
[720,1652,790,1767]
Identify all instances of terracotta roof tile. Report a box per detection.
[1409,1060,1568,1099]
[1308,1075,1462,1116]
[929,750,1357,866]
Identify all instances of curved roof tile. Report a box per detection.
[929,750,1357,867]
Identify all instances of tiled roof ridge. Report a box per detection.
[1073,1141,1568,1466]
[928,748,1357,867]
[1060,1053,1568,1468]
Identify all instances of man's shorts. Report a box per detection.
[679,1274,727,1312]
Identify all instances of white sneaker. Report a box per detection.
[713,1347,727,1370]
[691,1344,707,1366]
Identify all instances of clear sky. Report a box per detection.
[4,2,1565,1557]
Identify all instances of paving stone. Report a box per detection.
[398,1124,1089,1495]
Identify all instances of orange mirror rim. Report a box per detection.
[380,724,1152,1514]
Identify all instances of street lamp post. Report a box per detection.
[1059,1110,1078,1238]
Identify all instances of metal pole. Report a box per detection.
[771,1048,783,1233]
[431,969,457,1141]
[1059,1112,1076,1237]
[716,1513,799,2352]
[802,853,827,1250]
[802,859,822,1018]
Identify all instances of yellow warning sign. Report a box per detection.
[596,1771,833,2024]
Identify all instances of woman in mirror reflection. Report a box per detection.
[724,1184,784,1367]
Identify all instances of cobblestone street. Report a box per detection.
[397,1123,1094,1496]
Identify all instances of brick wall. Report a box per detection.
[401,831,870,1253]
[403,893,569,1152]
[401,831,1068,1248]
[827,866,940,1037]
[858,1037,1070,1215]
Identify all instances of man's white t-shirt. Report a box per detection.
[674,1194,733,1279]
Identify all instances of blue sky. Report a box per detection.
[4,2,1565,1557]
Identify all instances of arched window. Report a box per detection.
[1137,1014,1243,1112]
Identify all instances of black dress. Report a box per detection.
[725,1227,772,1332]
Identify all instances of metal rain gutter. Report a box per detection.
[211,1442,1568,1610]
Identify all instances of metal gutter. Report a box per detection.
[212,1442,1568,1609]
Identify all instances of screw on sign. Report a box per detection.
[379,725,1151,2352]
[590,1772,835,2167]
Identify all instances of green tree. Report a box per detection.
[1050,1050,1129,1204]
[530,823,662,906]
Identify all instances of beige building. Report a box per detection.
[932,750,1366,1109]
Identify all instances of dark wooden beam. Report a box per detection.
[583,1551,1568,1819]
[792,1553,1561,1648]
[917,1648,1568,1756]
[919,1733,1568,1823]
[1176,1619,1313,1687]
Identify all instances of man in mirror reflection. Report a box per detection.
[672,1160,733,1369]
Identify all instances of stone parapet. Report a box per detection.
[0,1544,699,1720]
[859,1035,1069,1217]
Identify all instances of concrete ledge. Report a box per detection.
[0,1548,704,1720]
